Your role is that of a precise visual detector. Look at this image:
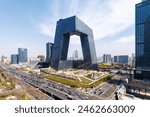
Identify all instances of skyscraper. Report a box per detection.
[103,54,111,63]
[18,48,28,63]
[11,54,19,64]
[46,42,54,63]
[135,0,150,80]
[50,16,97,70]
[114,56,118,63]
[72,50,78,60]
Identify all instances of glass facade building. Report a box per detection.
[50,16,98,70]
[103,54,111,63]
[135,0,150,80]
[11,54,19,64]
[45,42,54,63]
[113,55,129,65]
[18,48,28,63]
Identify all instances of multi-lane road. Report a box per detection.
[0,62,100,100]
[0,62,123,100]
[89,75,122,99]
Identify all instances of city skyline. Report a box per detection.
[0,0,140,58]
[0,0,149,101]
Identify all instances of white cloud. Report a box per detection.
[115,36,135,44]
[80,0,140,39]
[95,35,135,56]
[37,22,55,37]
[36,0,140,40]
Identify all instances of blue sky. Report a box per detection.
[0,0,140,58]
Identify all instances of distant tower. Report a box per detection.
[72,50,78,60]
[46,42,54,63]
[103,54,111,63]
[1,56,6,62]
[131,54,135,67]
[11,54,19,64]
[113,55,128,65]
[18,48,28,63]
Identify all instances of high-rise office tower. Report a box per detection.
[135,0,150,80]
[114,56,118,63]
[72,50,78,60]
[46,42,54,63]
[11,54,19,64]
[130,53,135,67]
[103,54,111,63]
[18,48,28,63]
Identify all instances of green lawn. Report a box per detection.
[79,77,93,84]
[88,74,113,88]
[44,74,113,89]
[44,75,86,88]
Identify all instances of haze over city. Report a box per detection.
[0,0,140,58]
[0,0,149,101]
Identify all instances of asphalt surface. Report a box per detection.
[0,62,99,100]
[89,75,121,99]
